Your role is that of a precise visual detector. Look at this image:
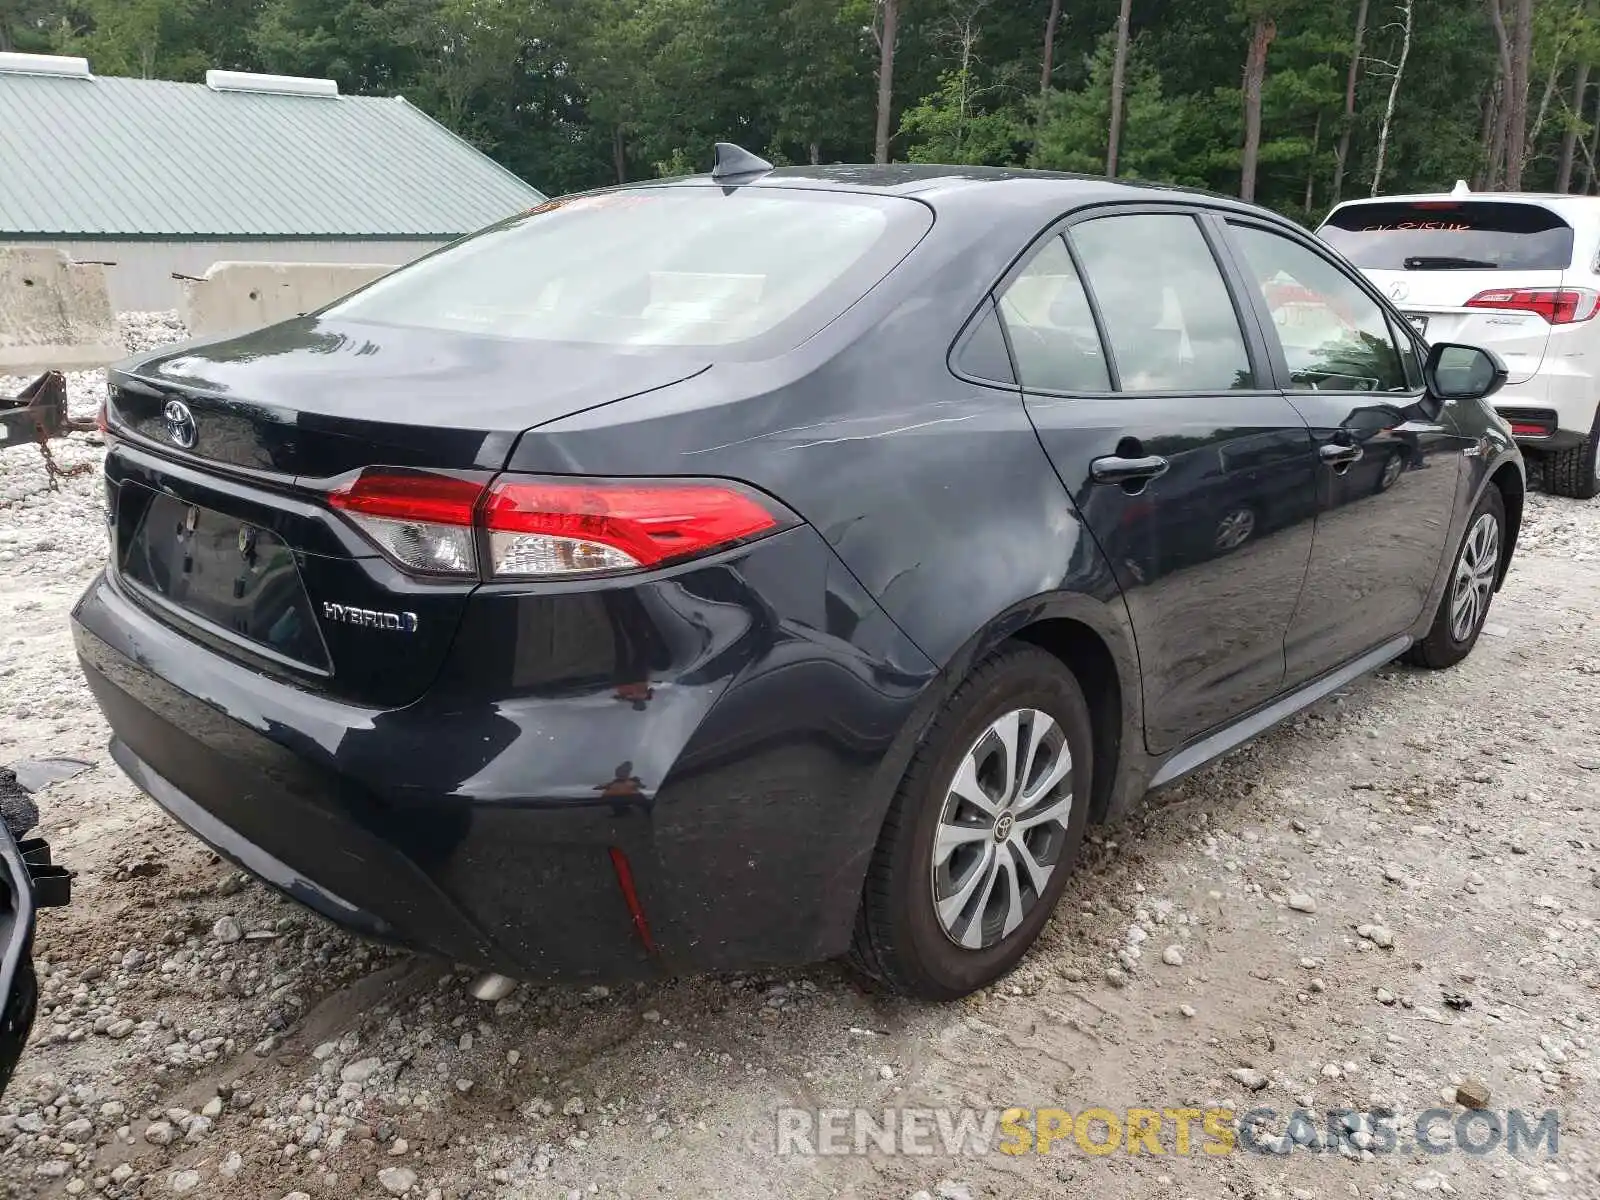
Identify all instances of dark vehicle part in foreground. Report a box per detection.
[74,154,1523,1000]
[0,371,99,486]
[1,769,71,1097]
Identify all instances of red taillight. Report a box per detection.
[328,470,484,525]
[327,469,787,579]
[1465,287,1600,324]
[327,469,484,576]
[1508,421,1552,437]
[481,478,782,577]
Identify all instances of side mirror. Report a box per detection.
[1423,342,1509,403]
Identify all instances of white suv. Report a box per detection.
[1319,184,1600,498]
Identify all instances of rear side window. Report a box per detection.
[995,235,1111,392]
[323,188,931,357]
[1319,201,1575,271]
[954,300,1015,385]
[1071,213,1256,392]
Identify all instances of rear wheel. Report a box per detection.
[1404,485,1505,670]
[849,645,1093,999]
[1543,403,1600,500]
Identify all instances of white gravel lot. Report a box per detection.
[1,317,1597,1200]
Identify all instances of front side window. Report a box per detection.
[1230,223,1408,393]
[1069,213,1256,392]
[1390,316,1425,389]
[323,188,932,357]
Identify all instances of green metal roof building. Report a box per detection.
[0,53,546,312]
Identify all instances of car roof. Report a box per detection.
[621,163,1281,222]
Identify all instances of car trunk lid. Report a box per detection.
[103,319,710,707]
[109,317,709,479]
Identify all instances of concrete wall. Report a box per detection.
[3,239,441,313]
[0,247,124,374]
[179,261,398,338]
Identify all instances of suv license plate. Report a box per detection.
[1404,312,1429,337]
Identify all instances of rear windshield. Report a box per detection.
[1319,201,1574,271]
[322,187,931,356]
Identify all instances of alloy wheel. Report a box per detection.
[1380,453,1404,490]
[1214,507,1255,551]
[930,708,1075,950]
[1449,511,1500,643]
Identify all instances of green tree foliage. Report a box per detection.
[1028,34,1198,185]
[53,0,207,77]
[1,0,57,52]
[9,0,1596,221]
[900,67,1021,165]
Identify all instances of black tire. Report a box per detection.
[1404,484,1506,670]
[848,644,1094,999]
[1543,403,1600,500]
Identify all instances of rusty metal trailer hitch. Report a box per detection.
[0,372,98,487]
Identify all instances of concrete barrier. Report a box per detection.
[0,248,125,374]
[180,261,397,338]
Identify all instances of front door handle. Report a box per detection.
[1319,442,1364,467]
[1090,454,1170,485]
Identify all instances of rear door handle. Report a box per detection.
[1090,454,1170,485]
[1319,442,1364,466]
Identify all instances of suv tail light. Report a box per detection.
[1495,407,1558,438]
[1465,287,1600,324]
[328,469,791,579]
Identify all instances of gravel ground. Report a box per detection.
[2,317,1597,1199]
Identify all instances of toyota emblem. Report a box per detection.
[1388,281,1409,301]
[162,399,197,449]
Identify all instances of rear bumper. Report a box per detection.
[72,526,936,982]
[1492,369,1598,444]
[1494,406,1588,451]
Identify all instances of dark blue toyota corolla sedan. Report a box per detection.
[71,150,1523,1000]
